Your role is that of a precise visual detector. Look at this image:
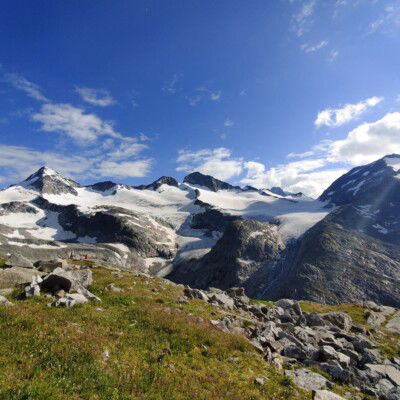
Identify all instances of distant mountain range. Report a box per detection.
[1,154,400,306]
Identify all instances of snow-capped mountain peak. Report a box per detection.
[20,166,81,196]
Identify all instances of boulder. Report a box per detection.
[386,311,400,333]
[312,390,345,400]
[360,349,383,365]
[208,292,235,309]
[50,293,89,308]
[183,287,209,302]
[40,268,92,293]
[285,368,332,391]
[365,364,400,386]
[5,254,33,269]
[40,274,72,293]
[0,267,45,288]
[105,283,123,293]
[34,259,69,273]
[0,295,13,306]
[24,275,42,297]
[366,311,386,327]
[320,313,352,332]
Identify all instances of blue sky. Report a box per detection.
[1,0,400,197]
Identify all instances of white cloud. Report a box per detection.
[186,95,201,106]
[176,147,243,181]
[97,159,152,178]
[32,103,121,145]
[367,4,400,36]
[329,112,400,165]
[0,144,95,182]
[0,142,152,184]
[291,0,318,37]
[106,141,147,160]
[75,86,115,107]
[162,73,182,94]
[5,73,48,102]
[224,118,234,127]
[241,158,346,198]
[301,40,328,53]
[328,50,339,62]
[315,96,383,128]
[287,150,315,159]
[210,90,221,101]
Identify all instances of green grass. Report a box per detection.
[299,301,368,326]
[69,259,96,267]
[0,258,6,269]
[0,268,308,400]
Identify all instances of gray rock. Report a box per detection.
[365,364,400,386]
[321,313,352,332]
[352,337,375,352]
[105,283,123,293]
[364,301,381,312]
[176,296,189,304]
[50,293,89,308]
[360,349,383,365]
[254,376,266,386]
[183,287,209,302]
[386,311,400,333]
[208,292,235,309]
[0,295,13,306]
[35,259,69,273]
[77,287,101,303]
[24,275,42,297]
[376,378,395,394]
[285,368,332,391]
[307,312,326,327]
[0,267,45,288]
[366,311,386,327]
[5,254,34,269]
[41,268,92,293]
[312,390,345,400]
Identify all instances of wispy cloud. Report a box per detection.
[366,4,400,36]
[162,73,182,94]
[224,118,234,127]
[291,0,318,37]
[186,95,202,106]
[32,103,121,145]
[301,40,328,53]
[5,73,48,102]
[328,49,339,62]
[75,86,116,107]
[315,96,383,128]
[176,147,243,181]
[210,90,221,101]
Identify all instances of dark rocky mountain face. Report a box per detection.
[320,154,400,207]
[168,219,284,290]
[87,181,117,192]
[183,171,241,192]
[134,176,179,191]
[22,166,80,196]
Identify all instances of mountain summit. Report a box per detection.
[22,166,81,196]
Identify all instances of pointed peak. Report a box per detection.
[24,166,59,182]
[21,166,80,196]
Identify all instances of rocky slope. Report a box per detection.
[0,259,399,399]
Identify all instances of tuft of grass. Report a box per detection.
[0,268,309,400]
[68,259,95,267]
[0,258,6,269]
